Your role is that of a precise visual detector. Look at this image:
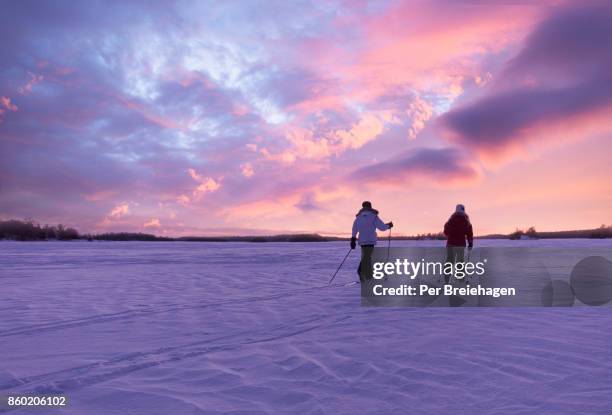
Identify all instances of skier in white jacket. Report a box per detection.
[351,201,393,282]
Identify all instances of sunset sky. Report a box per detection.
[1,0,611,236]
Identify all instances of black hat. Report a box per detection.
[362,201,372,209]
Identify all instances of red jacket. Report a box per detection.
[444,213,473,247]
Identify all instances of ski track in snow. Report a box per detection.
[1,240,612,414]
[0,282,353,339]
[1,314,351,398]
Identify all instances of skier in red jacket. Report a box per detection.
[444,204,473,277]
[444,204,473,248]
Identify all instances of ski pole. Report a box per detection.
[328,248,352,285]
[386,227,392,261]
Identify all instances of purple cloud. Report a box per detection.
[438,4,612,150]
[350,147,477,185]
[294,192,322,212]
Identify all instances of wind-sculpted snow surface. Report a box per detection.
[1,240,612,414]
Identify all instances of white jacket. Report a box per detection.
[351,209,390,246]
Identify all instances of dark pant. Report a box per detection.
[445,246,465,284]
[446,246,465,263]
[358,245,374,282]
[445,246,469,307]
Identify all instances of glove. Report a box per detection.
[350,237,356,249]
[387,221,394,229]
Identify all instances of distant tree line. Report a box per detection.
[0,219,79,241]
[509,226,539,240]
[508,225,612,240]
[0,219,169,241]
[1,219,611,242]
[89,232,173,241]
[177,233,331,242]
[0,221,328,242]
[411,232,446,240]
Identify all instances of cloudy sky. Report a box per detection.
[1,0,611,236]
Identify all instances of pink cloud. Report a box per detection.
[1,96,18,112]
[261,112,387,164]
[178,168,221,204]
[407,97,434,140]
[108,202,130,219]
[143,218,161,228]
[241,162,254,178]
[18,71,43,95]
[0,96,18,122]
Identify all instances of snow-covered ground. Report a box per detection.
[1,240,612,414]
